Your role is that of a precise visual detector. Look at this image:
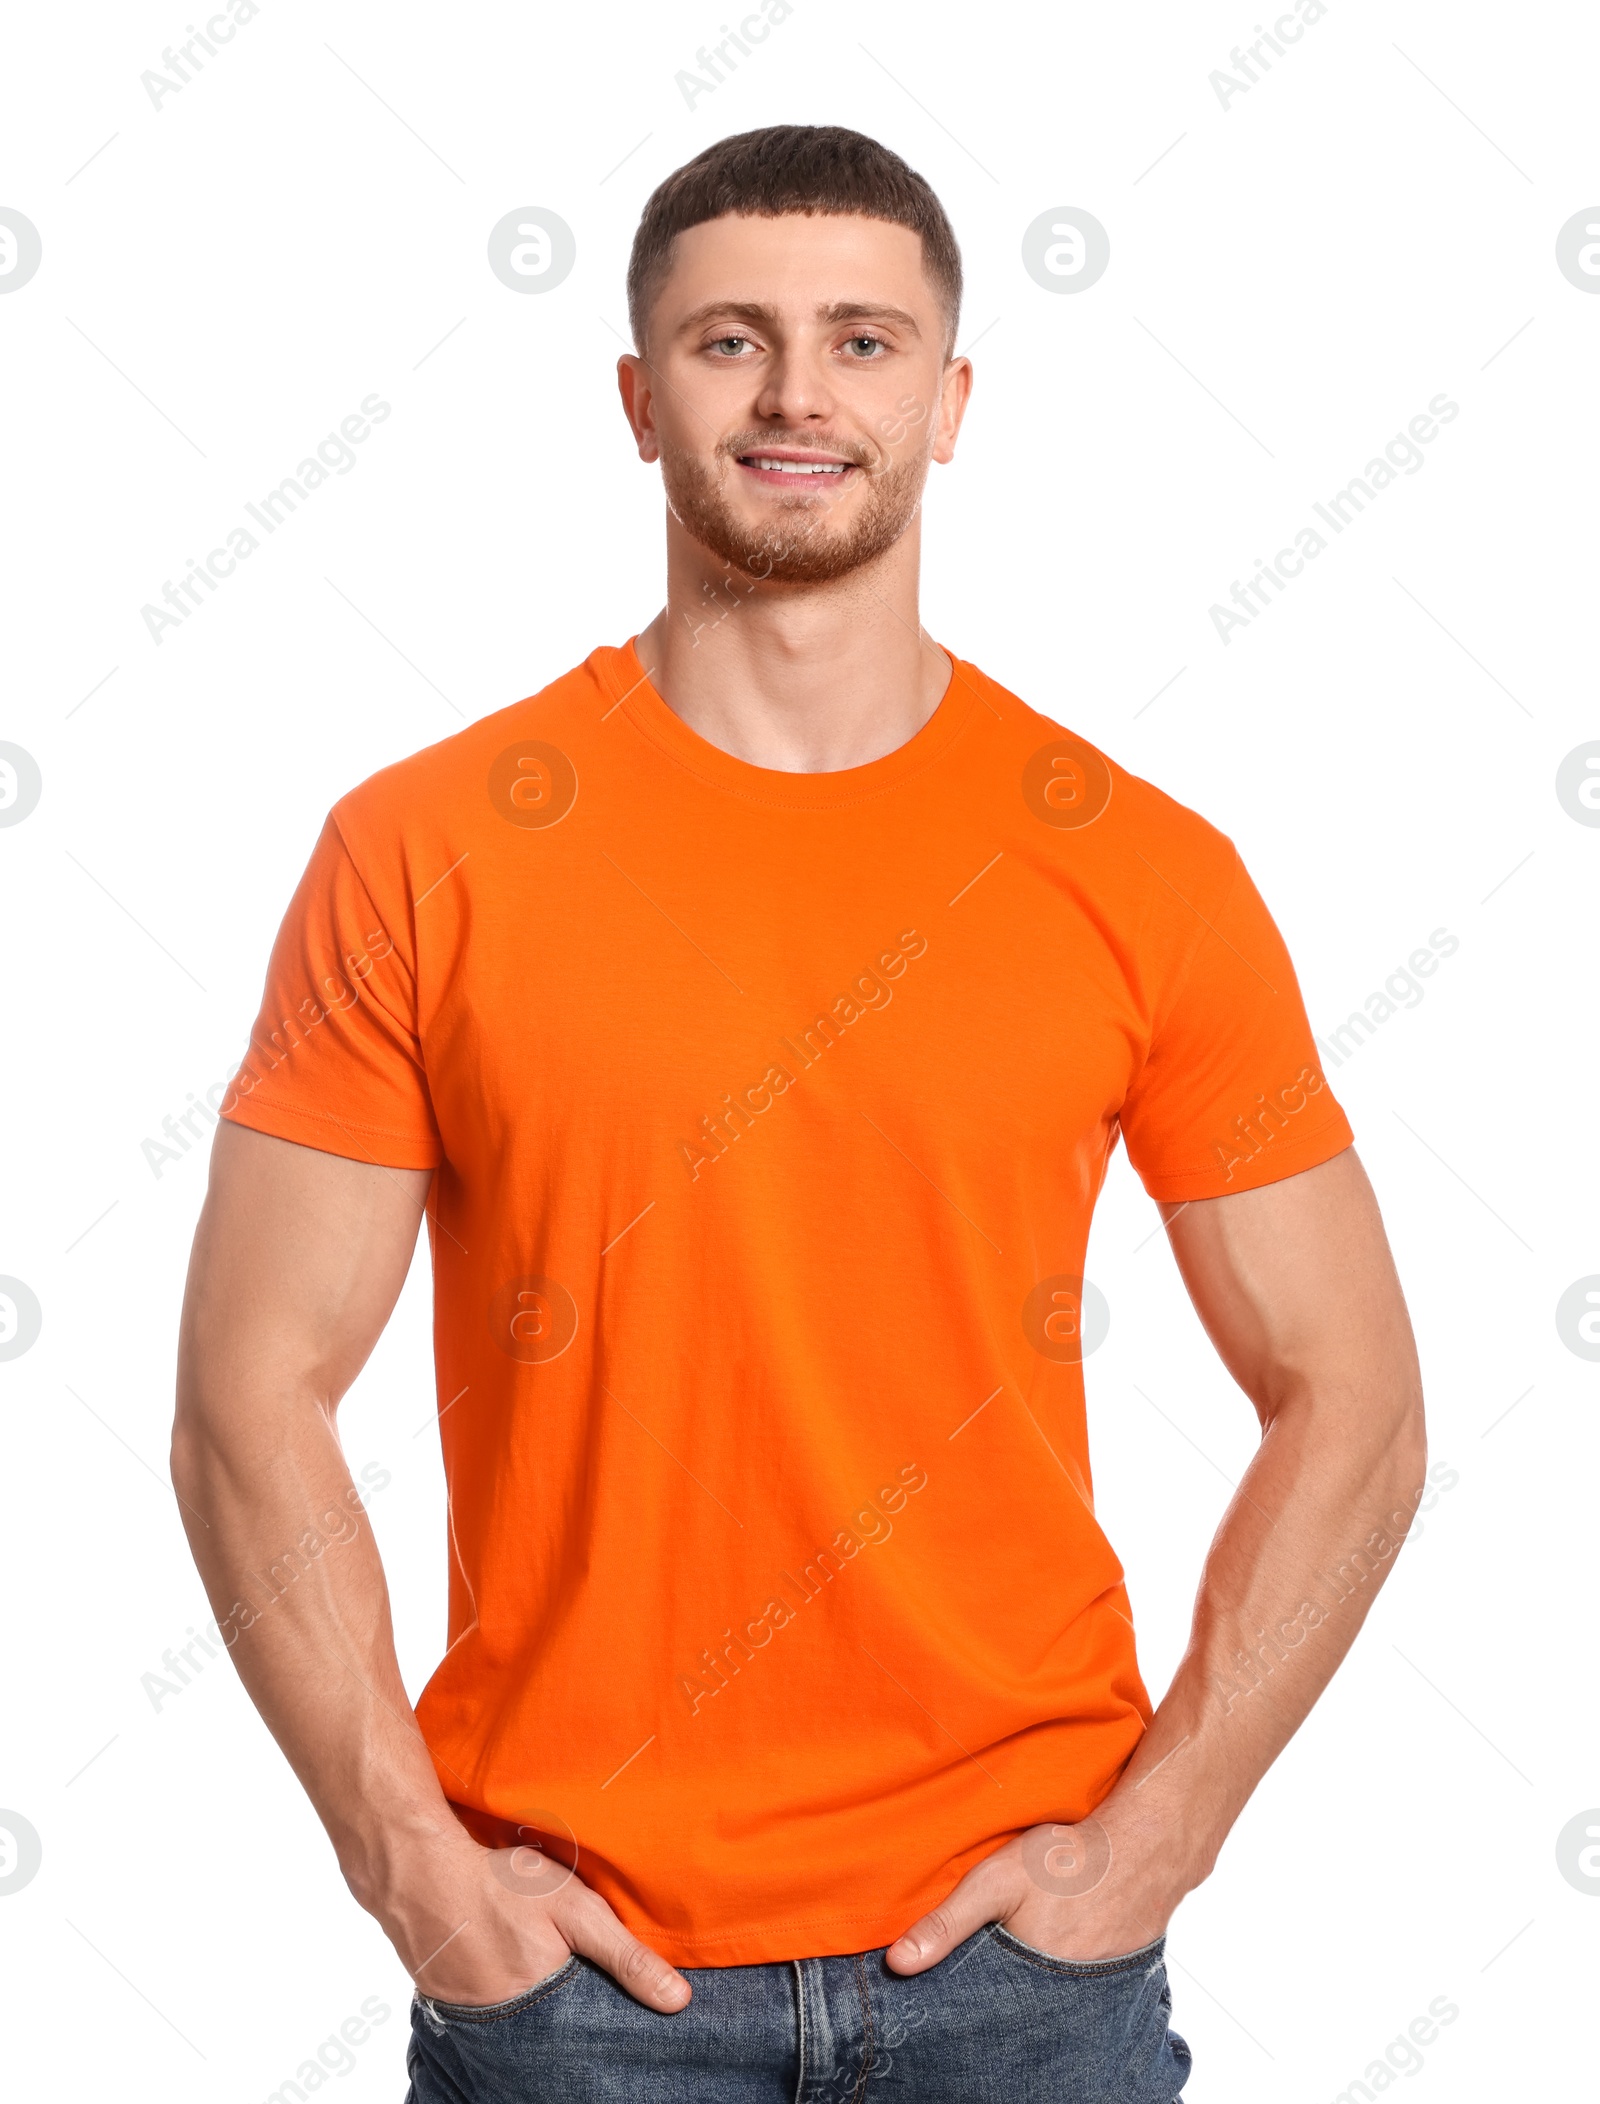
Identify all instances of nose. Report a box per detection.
[752,339,836,429]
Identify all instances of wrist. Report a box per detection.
[337,1796,478,1919]
[1093,1791,1214,1915]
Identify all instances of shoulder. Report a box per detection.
[324,645,623,851]
[953,653,1239,902]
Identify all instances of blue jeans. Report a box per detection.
[405,1925,1191,2101]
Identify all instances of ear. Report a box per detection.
[617,354,661,464]
[931,355,974,466]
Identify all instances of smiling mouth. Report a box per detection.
[735,451,857,482]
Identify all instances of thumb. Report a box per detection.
[885,1859,1009,1976]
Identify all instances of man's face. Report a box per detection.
[620,213,970,586]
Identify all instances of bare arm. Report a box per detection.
[171,1120,691,2011]
[887,1144,1428,1969]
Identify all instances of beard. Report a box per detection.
[657,428,929,586]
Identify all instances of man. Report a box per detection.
[174,126,1426,2101]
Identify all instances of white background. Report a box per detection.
[2,1,1596,2096]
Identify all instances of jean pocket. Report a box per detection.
[416,1953,579,2025]
[987,1924,1168,1979]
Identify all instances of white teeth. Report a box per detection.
[745,457,848,474]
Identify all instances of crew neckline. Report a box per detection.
[598,634,982,810]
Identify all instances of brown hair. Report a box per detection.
[627,125,963,359]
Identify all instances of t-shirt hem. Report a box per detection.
[1136,1111,1354,1203]
[619,1903,949,1969]
[219,1091,442,1171]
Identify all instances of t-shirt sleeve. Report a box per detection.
[1118,847,1353,1202]
[218,814,442,1169]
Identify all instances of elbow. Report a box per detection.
[169,1367,220,1522]
[1396,1377,1428,1475]
[1403,1412,1429,1486]
[1390,1382,1429,1527]
[168,1410,205,1520]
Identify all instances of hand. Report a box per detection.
[885,1817,1181,1975]
[363,1830,691,2013]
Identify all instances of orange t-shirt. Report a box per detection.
[220,640,1353,1966]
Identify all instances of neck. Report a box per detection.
[634,516,952,773]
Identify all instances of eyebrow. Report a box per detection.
[675,299,923,339]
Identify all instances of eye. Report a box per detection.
[843,334,887,358]
[709,335,752,356]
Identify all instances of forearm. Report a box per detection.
[170,1383,462,1908]
[171,1347,689,2014]
[1099,1374,1427,1899]
[170,1128,690,2012]
[887,1152,1430,1973]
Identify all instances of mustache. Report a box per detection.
[721,431,879,470]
